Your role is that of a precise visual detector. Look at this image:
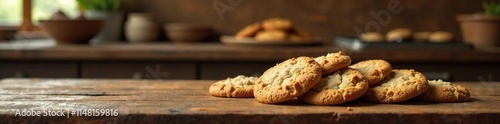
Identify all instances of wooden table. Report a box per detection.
[0,79,499,123]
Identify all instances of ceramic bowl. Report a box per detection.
[164,23,211,43]
[39,20,103,44]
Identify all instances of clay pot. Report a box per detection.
[39,20,103,44]
[164,23,211,43]
[125,13,160,43]
[457,14,500,48]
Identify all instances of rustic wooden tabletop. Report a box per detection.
[0,78,498,124]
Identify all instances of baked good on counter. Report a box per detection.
[234,18,313,42]
[415,80,470,102]
[262,17,292,30]
[359,32,384,42]
[288,27,312,41]
[413,32,431,43]
[209,75,259,98]
[386,28,412,42]
[288,34,303,42]
[253,57,322,104]
[361,69,429,103]
[314,51,352,76]
[254,30,288,41]
[428,31,454,43]
[298,68,369,105]
[208,51,471,105]
[349,59,392,86]
[235,22,262,39]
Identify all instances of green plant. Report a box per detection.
[483,1,500,16]
[76,0,123,11]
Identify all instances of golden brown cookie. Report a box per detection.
[298,68,369,105]
[359,32,384,42]
[254,57,322,104]
[314,51,352,75]
[235,22,262,39]
[349,59,392,86]
[262,18,292,30]
[415,80,470,102]
[209,75,258,98]
[288,34,303,42]
[361,69,428,103]
[386,28,412,42]
[254,30,287,41]
[413,32,431,43]
[290,27,312,41]
[428,31,454,43]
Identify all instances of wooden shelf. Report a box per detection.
[0,42,499,62]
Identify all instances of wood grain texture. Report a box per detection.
[0,79,498,123]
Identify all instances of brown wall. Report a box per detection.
[122,0,482,41]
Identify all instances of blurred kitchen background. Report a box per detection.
[0,0,498,81]
[0,0,485,41]
[122,0,482,41]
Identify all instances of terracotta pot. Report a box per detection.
[39,20,103,44]
[457,14,500,47]
[164,23,211,43]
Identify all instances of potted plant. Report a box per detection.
[457,1,500,48]
[76,0,124,43]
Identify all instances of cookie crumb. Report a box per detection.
[347,107,353,111]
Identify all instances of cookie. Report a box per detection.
[254,57,322,104]
[428,31,454,43]
[361,69,428,103]
[359,32,384,42]
[262,18,292,30]
[288,34,303,42]
[235,22,262,39]
[290,27,312,41]
[386,28,412,42]
[349,59,392,86]
[255,30,287,41]
[298,68,369,105]
[415,80,470,102]
[413,32,431,43]
[314,51,352,75]
[209,75,258,98]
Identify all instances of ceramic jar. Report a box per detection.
[125,13,159,43]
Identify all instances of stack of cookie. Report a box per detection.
[209,51,470,105]
[235,18,312,42]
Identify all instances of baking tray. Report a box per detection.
[221,36,323,46]
[334,37,472,51]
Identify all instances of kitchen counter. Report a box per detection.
[0,41,499,81]
[0,78,498,123]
